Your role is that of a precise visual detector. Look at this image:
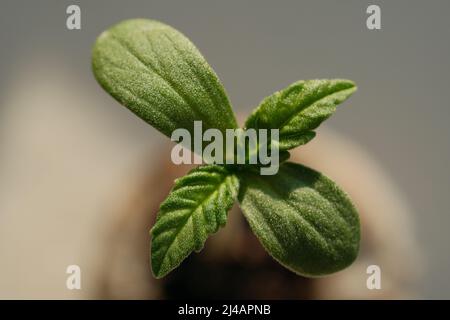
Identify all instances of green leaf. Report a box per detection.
[238,162,360,277]
[92,19,237,139]
[245,79,356,151]
[151,165,239,278]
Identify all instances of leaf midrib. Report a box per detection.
[276,85,354,132]
[156,173,231,272]
[109,32,215,131]
[245,173,336,256]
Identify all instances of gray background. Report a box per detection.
[0,0,449,298]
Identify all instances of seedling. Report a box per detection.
[92,19,360,278]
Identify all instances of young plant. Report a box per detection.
[92,19,360,278]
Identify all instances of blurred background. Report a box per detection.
[0,0,449,299]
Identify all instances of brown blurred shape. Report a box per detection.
[96,130,421,299]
